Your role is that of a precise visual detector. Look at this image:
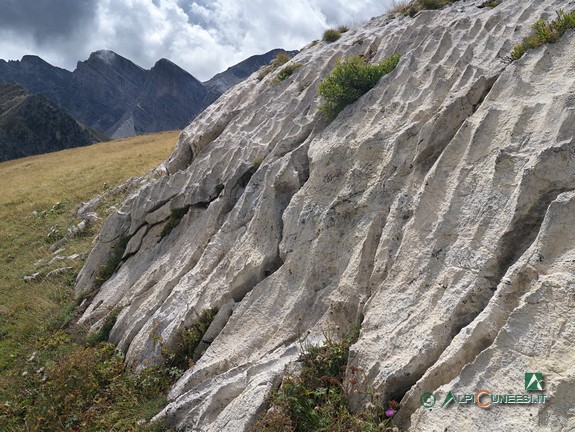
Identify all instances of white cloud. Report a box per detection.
[1,0,393,80]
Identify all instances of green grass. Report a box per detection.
[322,29,342,42]
[258,52,294,81]
[164,308,217,370]
[478,0,502,8]
[2,340,181,431]
[318,53,401,119]
[511,9,575,60]
[251,330,401,432]
[0,130,180,430]
[275,63,304,82]
[391,0,458,16]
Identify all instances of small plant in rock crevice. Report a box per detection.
[478,0,502,8]
[163,308,218,370]
[394,0,458,17]
[275,63,304,82]
[86,307,122,346]
[258,52,295,81]
[94,235,130,288]
[250,329,402,432]
[318,53,401,119]
[511,9,575,61]
[160,206,190,239]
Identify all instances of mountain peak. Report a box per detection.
[151,58,197,80]
[0,83,102,161]
[154,58,177,68]
[20,55,48,65]
[85,49,123,67]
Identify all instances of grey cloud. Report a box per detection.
[0,0,96,44]
[0,0,394,80]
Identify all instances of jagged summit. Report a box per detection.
[0,48,293,146]
[151,57,203,86]
[72,0,575,430]
[81,50,146,76]
[19,55,51,66]
[91,49,124,66]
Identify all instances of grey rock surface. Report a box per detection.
[76,1,575,430]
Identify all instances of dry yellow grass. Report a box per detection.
[0,130,179,213]
[0,130,178,371]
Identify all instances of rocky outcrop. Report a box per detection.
[75,0,575,430]
[0,84,103,161]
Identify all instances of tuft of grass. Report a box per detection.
[511,9,575,61]
[323,29,342,42]
[419,0,453,10]
[275,63,303,82]
[337,25,350,33]
[164,308,217,370]
[478,0,502,8]
[86,307,122,346]
[251,331,401,432]
[252,158,264,170]
[394,0,458,16]
[318,53,401,119]
[275,52,291,65]
[258,51,294,81]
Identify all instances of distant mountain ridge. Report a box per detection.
[203,49,298,105]
[0,83,103,161]
[0,49,297,140]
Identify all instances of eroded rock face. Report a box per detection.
[75,1,575,430]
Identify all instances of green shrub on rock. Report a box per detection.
[318,53,400,119]
[511,9,575,60]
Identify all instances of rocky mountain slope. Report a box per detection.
[0,84,102,161]
[75,0,575,430]
[203,49,299,105]
[0,49,296,140]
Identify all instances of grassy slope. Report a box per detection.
[0,131,178,430]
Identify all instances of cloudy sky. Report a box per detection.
[0,0,394,81]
